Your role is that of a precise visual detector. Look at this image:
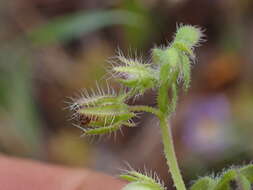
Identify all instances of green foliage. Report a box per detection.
[190,177,215,190]
[240,164,253,182]
[27,10,144,45]
[189,164,253,190]
[236,173,251,190]
[121,0,153,48]
[214,169,237,190]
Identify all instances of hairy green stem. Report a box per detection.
[159,115,186,190]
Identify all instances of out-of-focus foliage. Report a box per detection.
[0,0,253,189]
[0,46,43,157]
[28,9,145,45]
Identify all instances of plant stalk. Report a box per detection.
[159,115,186,190]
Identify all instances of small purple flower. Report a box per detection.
[182,94,232,159]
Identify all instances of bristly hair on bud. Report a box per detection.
[110,51,158,95]
[69,84,136,136]
[172,24,205,59]
[152,47,179,67]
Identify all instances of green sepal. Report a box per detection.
[180,53,191,91]
[122,182,163,190]
[168,83,178,114]
[152,47,179,67]
[172,41,195,58]
[152,48,165,65]
[190,177,215,190]
[75,95,123,108]
[78,104,129,117]
[113,63,157,94]
[84,122,121,135]
[87,112,135,127]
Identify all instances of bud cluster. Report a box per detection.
[68,24,206,190]
[70,24,204,136]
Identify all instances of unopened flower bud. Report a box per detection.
[120,170,165,190]
[112,55,157,94]
[70,88,135,135]
[172,25,204,57]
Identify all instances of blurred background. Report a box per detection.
[0,0,253,188]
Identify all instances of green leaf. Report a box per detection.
[236,173,251,190]
[27,10,144,45]
[213,170,237,190]
[190,177,215,190]
[240,164,253,182]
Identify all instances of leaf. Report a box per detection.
[213,169,237,190]
[27,10,144,45]
[239,164,253,183]
[190,177,215,190]
[236,173,251,190]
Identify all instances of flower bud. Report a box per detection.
[112,55,157,94]
[152,47,179,67]
[70,88,135,135]
[172,25,204,57]
[120,170,165,190]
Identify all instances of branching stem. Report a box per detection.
[157,52,186,190]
